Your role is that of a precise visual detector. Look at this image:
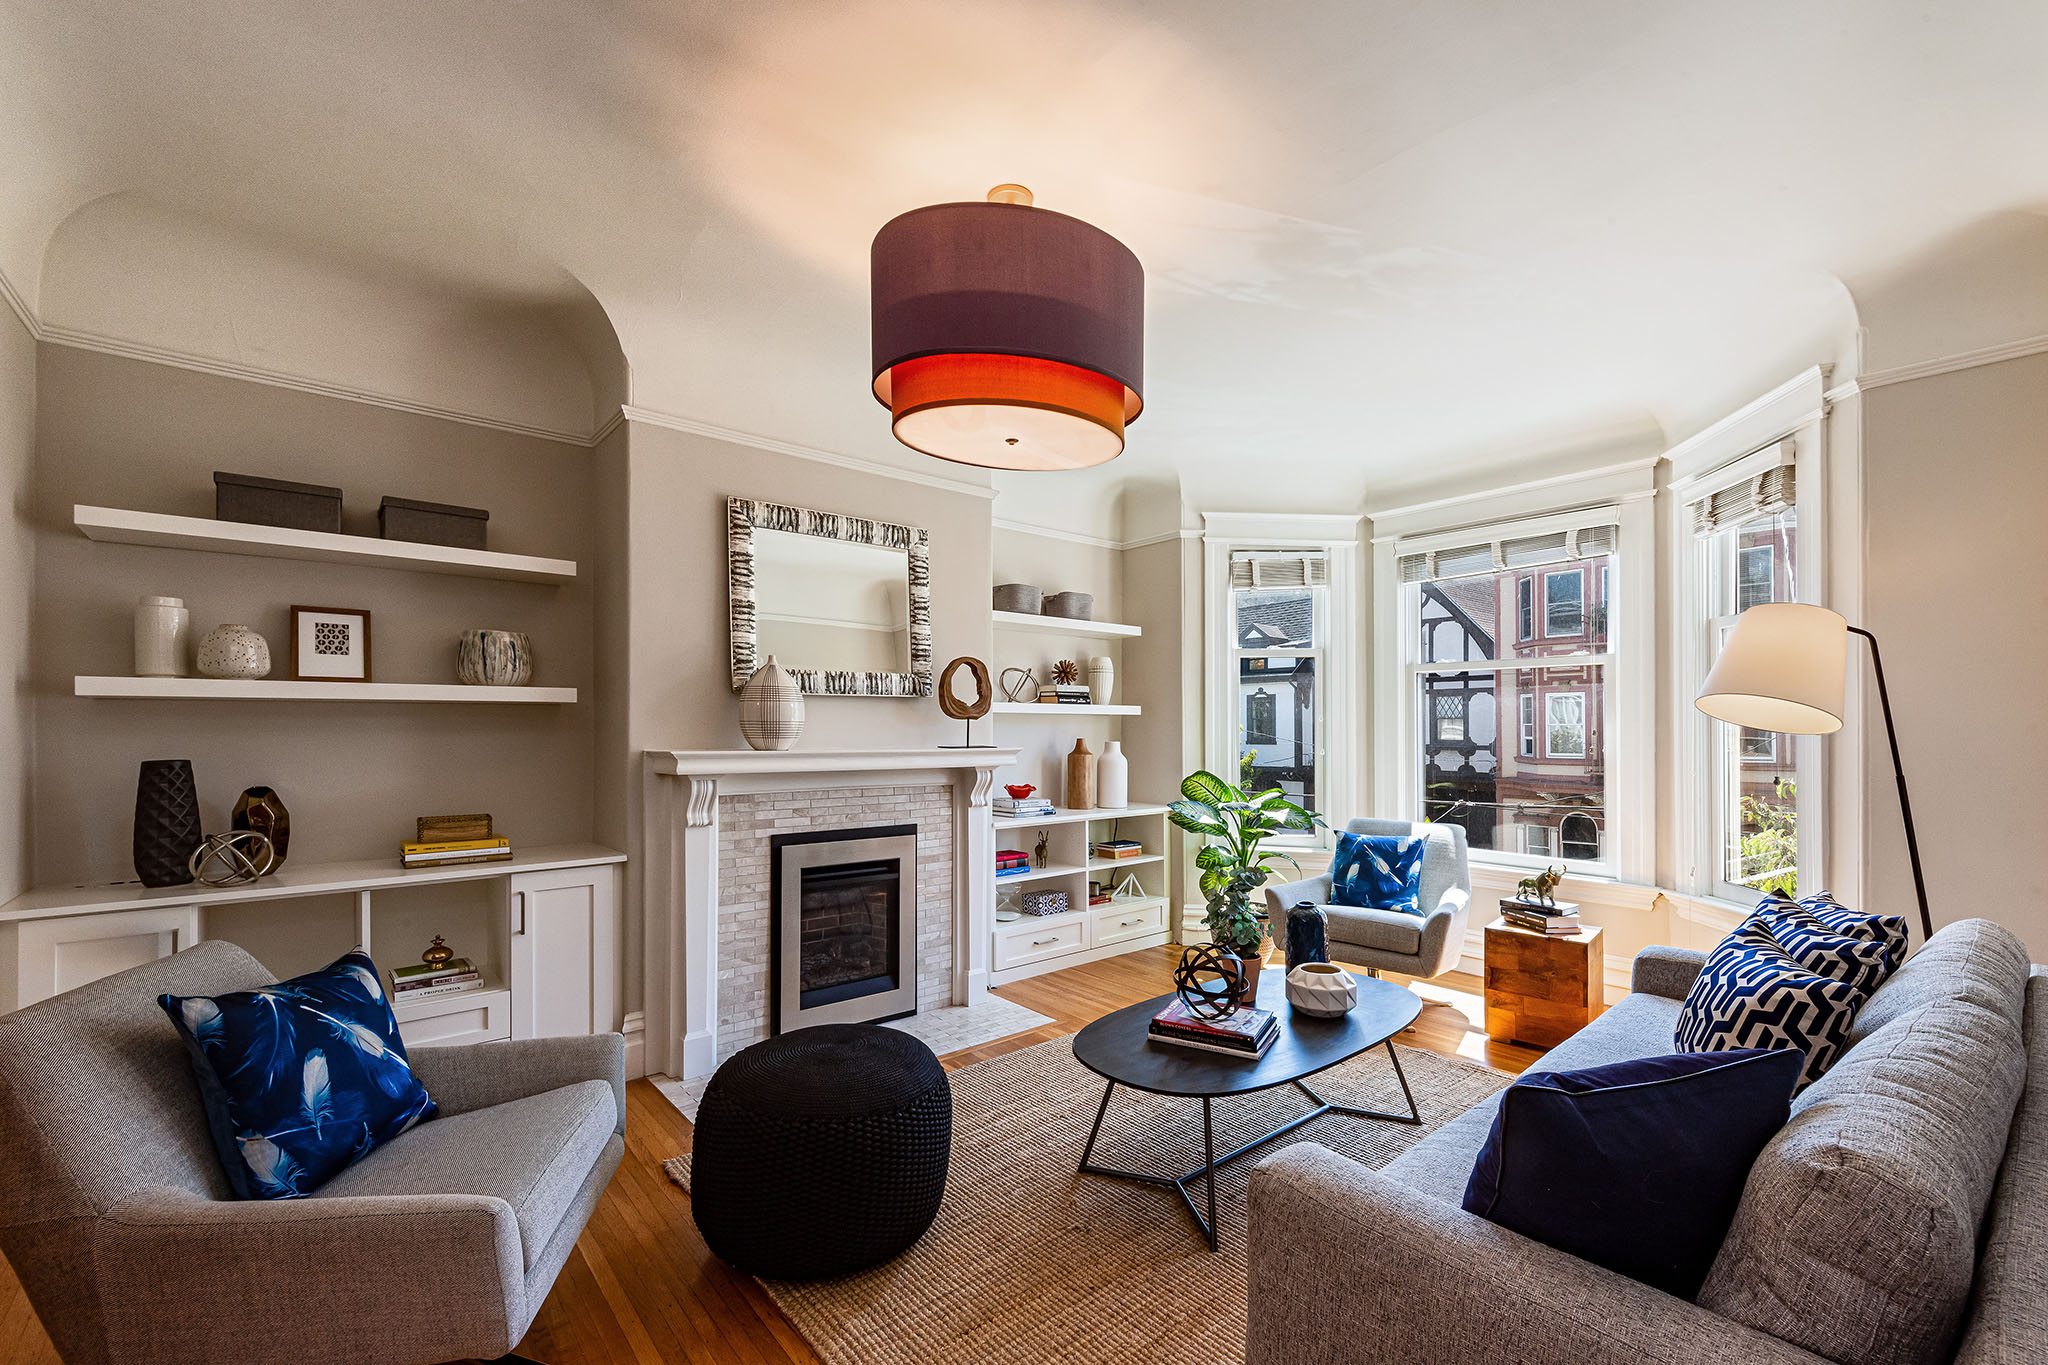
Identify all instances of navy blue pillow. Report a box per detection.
[159,949,435,1199]
[1462,1049,1800,1298]
[1329,832,1427,914]
[1675,912,1876,1087]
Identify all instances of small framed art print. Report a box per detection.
[290,606,373,682]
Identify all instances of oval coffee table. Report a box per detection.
[1070,964,1423,1250]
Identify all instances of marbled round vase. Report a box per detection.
[739,655,804,751]
[457,629,534,686]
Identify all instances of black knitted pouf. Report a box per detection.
[690,1023,952,1280]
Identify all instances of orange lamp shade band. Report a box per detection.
[879,354,1133,471]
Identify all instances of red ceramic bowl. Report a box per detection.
[1004,784,1036,800]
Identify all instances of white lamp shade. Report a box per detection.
[1696,602,1849,735]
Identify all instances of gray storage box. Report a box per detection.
[1044,591,1094,620]
[213,471,343,534]
[378,496,489,550]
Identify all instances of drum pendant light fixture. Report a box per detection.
[871,185,1144,471]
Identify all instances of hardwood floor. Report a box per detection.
[0,949,1547,1365]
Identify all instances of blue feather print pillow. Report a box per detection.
[159,949,435,1199]
[1329,832,1429,915]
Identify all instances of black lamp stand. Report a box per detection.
[1848,627,1933,943]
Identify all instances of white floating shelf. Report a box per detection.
[993,862,1089,885]
[74,505,578,584]
[1088,853,1166,873]
[992,803,1172,830]
[75,677,577,704]
[991,610,1141,638]
[992,702,1140,717]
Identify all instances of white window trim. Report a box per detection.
[1542,566,1586,637]
[1518,692,1536,758]
[1203,513,1361,851]
[1666,368,1833,907]
[1544,689,1588,759]
[1370,457,1657,885]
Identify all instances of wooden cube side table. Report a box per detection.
[1484,918,1604,1049]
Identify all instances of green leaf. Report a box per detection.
[1179,770,1238,808]
[1199,867,1229,901]
[1194,845,1233,871]
[1274,803,1317,831]
[1167,800,1226,837]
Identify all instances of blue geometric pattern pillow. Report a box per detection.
[159,950,435,1199]
[1749,899,1895,997]
[1329,832,1428,914]
[1674,918,1869,1087]
[1788,889,1910,974]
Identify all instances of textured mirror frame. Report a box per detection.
[727,496,934,697]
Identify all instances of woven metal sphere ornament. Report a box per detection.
[1173,943,1243,1020]
[188,829,277,886]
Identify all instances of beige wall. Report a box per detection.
[1121,534,1200,912]
[990,526,1127,796]
[29,346,597,882]
[0,308,33,900]
[1859,351,2048,955]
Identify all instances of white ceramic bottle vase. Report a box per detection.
[1097,739,1129,809]
[1086,654,1114,705]
[739,655,805,751]
[134,596,190,676]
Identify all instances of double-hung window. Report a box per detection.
[1687,454,1812,901]
[1229,550,1327,823]
[1396,522,1620,876]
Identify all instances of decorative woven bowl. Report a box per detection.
[993,583,1043,614]
[1044,591,1093,620]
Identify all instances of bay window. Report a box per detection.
[1229,550,1327,823]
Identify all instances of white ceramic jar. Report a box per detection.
[1096,739,1129,809]
[133,595,190,676]
[1086,654,1114,705]
[1286,962,1359,1017]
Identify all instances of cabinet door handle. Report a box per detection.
[1031,936,1057,946]
[514,891,526,937]
[1119,918,1140,928]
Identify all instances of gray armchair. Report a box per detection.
[1264,818,1471,980]
[0,940,624,1365]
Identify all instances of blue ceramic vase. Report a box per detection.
[1284,901,1330,971]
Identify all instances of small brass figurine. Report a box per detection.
[422,934,455,968]
[1515,865,1564,907]
[1034,829,1050,869]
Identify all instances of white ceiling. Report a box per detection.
[4,0,2047,524]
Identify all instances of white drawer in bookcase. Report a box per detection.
[1091,898,1166,947]
[994,917,1085,970]
[395,988,512,1048]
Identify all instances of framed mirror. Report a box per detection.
[728,496,933,696]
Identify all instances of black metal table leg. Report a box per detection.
[1202,1098,1216,1251]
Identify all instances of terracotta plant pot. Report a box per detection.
[1232,951,1263,1006]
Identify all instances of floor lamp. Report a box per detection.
[1694,602,1933,942]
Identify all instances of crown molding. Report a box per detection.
[992,516,1122,550]
[1200,510,1361,546]
[1853,332,2048,392]
[1121,528,1201,551]
[0,267,42,341]
[1658,365,1829,482]
[620,404,1000,500]
[1366,455,1658,541]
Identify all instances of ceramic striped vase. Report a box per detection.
[739,655,805,751]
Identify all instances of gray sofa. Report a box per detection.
[0,940,626,1365]
[1247,918,2045,1365]
[1264,818,1471,980]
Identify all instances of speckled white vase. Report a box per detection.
[1286,962,1359,1017]
[195,624,271,680]
[739,655,804,751]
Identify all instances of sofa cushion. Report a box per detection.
[1847,915,2030,1048]
[1380,991,1684,1203]
[1750,901,1895,996]
[1323,904,1424,955]
[1329,831,1426,914]
[1697,918,2031,1365]
[1953,971,2048,1365]
[158,950,436,1199]
[1462,1049,1801,1298]
[1793,890,1910,974]
[314,1078,616,1272]
[1674,915,1869,1086]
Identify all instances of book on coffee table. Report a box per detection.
[1147,997,1279,1058]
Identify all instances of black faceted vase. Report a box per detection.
[1285,900,1330,971]
[133,759,202,888]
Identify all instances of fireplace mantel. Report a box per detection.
[641,747,1018,1079]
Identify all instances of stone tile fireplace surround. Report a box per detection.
[643,748,1018,1080]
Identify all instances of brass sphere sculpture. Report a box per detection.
[1172,943,1243,1020]
[188,829,277,887]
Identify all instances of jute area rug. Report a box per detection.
[665,1034,1509,1365]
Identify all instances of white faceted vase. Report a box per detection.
[1286,962,1358,1017]
[195,624,272,680]
[1086,654,1114,705]
[1097,739,1129,809]
[739,655,804,751]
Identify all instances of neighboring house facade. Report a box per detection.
[1236,589,1316,807]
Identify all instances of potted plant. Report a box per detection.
[1168,770,1325,1004]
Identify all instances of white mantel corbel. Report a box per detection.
[641,747,1019,1080]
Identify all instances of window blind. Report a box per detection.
[1689,465,1795,537]
[1229,552,1329,589]
[1396,523,1618,585]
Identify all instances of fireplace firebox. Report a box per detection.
[771,824,918,1033]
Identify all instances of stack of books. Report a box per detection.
[402,836,513,868]
[994,794,1056,818]
[390,958,484,1001]
[1147,997,1280,1058]
[1036,683,1093,705]
[1091,839,1145,860]
[1500,898,1582,935]
[996,849,1033,880]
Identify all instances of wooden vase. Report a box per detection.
[1065,738,1096,810]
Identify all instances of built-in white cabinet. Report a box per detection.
[988,804,1174,985]
[0,846,626,1049]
